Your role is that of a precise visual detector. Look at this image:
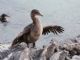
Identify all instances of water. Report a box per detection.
[0,0,80,47]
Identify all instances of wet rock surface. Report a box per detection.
[0,37,80,60]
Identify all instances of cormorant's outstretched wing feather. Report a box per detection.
[42,25,64,35]
[11,24,32,47]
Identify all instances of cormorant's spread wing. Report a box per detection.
[15,24,32,38]
[11,24,32,47]
[42,25,64,35]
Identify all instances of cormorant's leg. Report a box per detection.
[27,43,29,48]
[46,58,50,60]
[33,43,35,48]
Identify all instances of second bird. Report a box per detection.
[0,14,9,23]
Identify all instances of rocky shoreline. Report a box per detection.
[0,36,80,60]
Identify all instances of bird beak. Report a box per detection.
[6,15,10,17]
[40,14,43,16]
[38,12,43,16]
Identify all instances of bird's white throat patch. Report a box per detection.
[35,15,42,19]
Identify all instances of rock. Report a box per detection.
[0,40,80,60]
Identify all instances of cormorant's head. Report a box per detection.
[31,9,43,16]
[1,14,9,18]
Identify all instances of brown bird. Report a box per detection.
[11,9,64,48]
[0,14,9,23]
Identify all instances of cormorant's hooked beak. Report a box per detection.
[40,14,43,16]
[38,12,43,16]
[6,15,10,17]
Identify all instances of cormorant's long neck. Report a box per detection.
[31,14,40,24]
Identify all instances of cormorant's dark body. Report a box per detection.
[11,9,64,48]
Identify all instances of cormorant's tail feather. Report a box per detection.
[11,36,23,48]
[11,37,19,47]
